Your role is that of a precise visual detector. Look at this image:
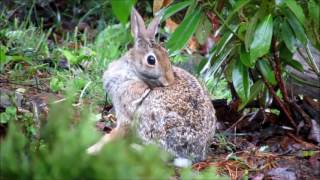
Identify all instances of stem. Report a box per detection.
[306,43,320,77]
[271,37,290,105]
[261,77,297,128]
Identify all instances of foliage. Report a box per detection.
[0,0,116,30]
[111,0,136,24]
[0,89,224,179]
[151,0,319,110]
[0,94,171,179]
[0,4,226,178]
[95,24,132,64]
[2,0,318,179]
[0,106,17,124]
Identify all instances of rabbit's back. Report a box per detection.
[137,67,216,162]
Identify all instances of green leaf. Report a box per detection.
[257,59,277,85]
[308,0,319,27]
[232,60,250,101]
[0,106,17,123]
[240,45,254,67]
[225,0,251,25]
[238,80,265,110]
[250,14,273,63]
[0,46,6,63]
[209,26,238,56]
[285,0,305,25]
[285,59,304,72]
[281,20,297,53]
[202,47,234,82]
[285,9,307,46]
[60,49,77,65]
[111,0,136,24]
[50,77,64,92]
[166,9,202,52]
[195,16,212,45]
[162,1,192,20]
[244,11,263,51]
[0,46,7,71]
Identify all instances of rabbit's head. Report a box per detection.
[129,8,174,87]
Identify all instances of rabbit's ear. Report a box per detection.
[147,15,161,39]
[131,8,147,39]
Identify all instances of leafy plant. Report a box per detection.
[0,106,17,124]
[95,24,132,64]
[159,0,319,129]
[50,77,65,92]
[0,90,224,179]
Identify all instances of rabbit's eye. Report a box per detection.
[147,55,156,65]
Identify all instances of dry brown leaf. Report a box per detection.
[163,0,173,7]
[165,18,178,32]
[187,36,199,53]
[153,0,164,14]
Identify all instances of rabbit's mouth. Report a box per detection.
[144,78,165,87]
[138,72,165,87]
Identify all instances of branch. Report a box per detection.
[261,77,297,128]
[271,37,290,104]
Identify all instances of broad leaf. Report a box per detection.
[162,1,192,20]
[225,0,251,26]
[202,47,234,82]
[232,59,250,101]
[285,9,307,46]
[245,12,259,51]
[281,20,297,53]
[60,49,77,65]
[257,59,277,85]
[195,16,212,45]
[239,80,265,110]
[166,9,202,52]
[209,26,238,57]
[285,0,305,25]
[240,45,254,67]
[285,59,304,72]
[308,0,319,27]
[250,14,273,63]
[111,0,136,24]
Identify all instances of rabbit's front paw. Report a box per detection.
[86,143,103,155]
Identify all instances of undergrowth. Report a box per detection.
[0,8,228,179]
[0,87,226,179]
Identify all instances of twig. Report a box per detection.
[0,79,42,90]
[287,132,320,149]
[225,112,248,132]
[290,102,312,130]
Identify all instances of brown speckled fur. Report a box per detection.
[136,67,216,162]
[97,9,216,162]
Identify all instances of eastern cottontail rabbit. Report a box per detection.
[87,8,216,162]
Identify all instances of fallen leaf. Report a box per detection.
[308,119,320,144]
[308,152,320,176]
[267,167,297,180]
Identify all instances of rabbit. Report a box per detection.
[87,8,216,163]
